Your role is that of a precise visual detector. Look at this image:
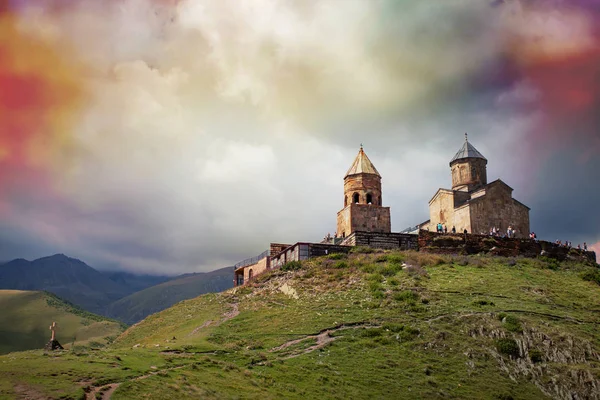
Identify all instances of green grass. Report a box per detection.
[0,290,124,355]
[0,252,599,399]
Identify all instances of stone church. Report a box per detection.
[336,146,391,238]
[424,135,530,237]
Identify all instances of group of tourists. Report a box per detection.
[555,239,588,251]
[428,224,592,252]
[435,223,467,235]
[486,226,516,238]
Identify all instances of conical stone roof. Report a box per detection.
[345,147,381,178]
[450,135,487,164]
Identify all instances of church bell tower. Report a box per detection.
[336,146,391,238]
[450,134,487,192]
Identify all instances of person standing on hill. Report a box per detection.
[452,226,456,234]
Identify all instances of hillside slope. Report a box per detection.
[0,251,599,399]
[105,267,234,324]
[0,290,124,355]
[0,255,131,313]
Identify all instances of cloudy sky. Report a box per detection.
[0,0,598,274]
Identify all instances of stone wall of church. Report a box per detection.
[428,191,472,233]
[337,203,391,237]
[451,158,487,191]
[468,184,530,237]
[428,190,454,229]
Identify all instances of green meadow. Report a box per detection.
[1,250,599,399]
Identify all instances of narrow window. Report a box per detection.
[366,193,373,204]
[353,193,360,204]
[249,269,253,279]
[344,196,348,207]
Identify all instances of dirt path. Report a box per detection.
[270,323,379,359]
[85,365,189,400]
[221,303,239,322]
[188,303,239,337]
[13,384,48,400]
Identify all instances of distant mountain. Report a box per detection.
[0,254,132,314]
[106,267,234,324]
[104,271,170,293]
[0,290,124,355]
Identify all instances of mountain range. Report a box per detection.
[0,254,233,324]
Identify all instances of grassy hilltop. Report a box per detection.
[0,250,599,399]
[0,290,124,355]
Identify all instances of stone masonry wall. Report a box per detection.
[344,231,418,250]
[451,158,487,191]
[343,174,383,206]
[469,183,530,238]
[337,203,391,237]
[418,230,596,263]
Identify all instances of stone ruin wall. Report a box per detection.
[418,230,597,263]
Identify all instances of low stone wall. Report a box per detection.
[418,230,597,263]
[307,243,353,258]
[343,231,418,250]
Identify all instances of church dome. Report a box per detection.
[450,134,487,165]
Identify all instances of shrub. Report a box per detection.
[503,315,522,333]
[368,281,383,292]
[333,261,349,269]
[393,290,419,302]
[282,261,302,271]
[539,256,560,271]
[473,300,494,307]
[434,235,464,242]
[361,328,383,338]
[350,246,375,254]
[374,254,388,263]
[378,264,401,277]
[382,323,404,333]
[581,269,600,285]
[327,253,347,260]
[361,263,376,273]
[388,277,399,286]
[529,349,543,363]
[412,253,446,267]
[386,254,405,264]
[496,338,520,357]
[366,273,384,283]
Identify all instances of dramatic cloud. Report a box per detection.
[0,0,598,274]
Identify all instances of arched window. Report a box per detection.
[249,269,253,280]
[366,193,373,204]
[353,193,360,204]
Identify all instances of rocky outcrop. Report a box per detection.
[468,323,600,400]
